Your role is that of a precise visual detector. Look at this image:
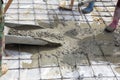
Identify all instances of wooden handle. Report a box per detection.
[4,0,13,13]
[70,0,74,8]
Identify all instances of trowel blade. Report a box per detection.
[5,35,62,46]
[5,22,44,30]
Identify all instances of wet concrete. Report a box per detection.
[5,16,120,74]
[115,67,120,74]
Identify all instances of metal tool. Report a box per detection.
[5,22,44,30]
[5,35,61,46]
[3,1,61,46]
[78,3,84,19]
[5,22,62,46]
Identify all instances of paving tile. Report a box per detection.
[63,79,75,80]
[105,55,120,65]
[95,2,104,6]
[41,67,61,79]
[96,77,117,80]
[4,45,20,59]
[20,69,40,80]
[19,52,32,59]
[6,8,18,13]
[75,54,89,66]
[19,8,34,14]
[62,15,74,21]
[20,59,39,68]
[92,65,115,77]
[19,14,35,20]
[89,55,108,65]
[36,14,49,20]
[117,77,120,80]
[85,15,93,21]
[19,45,39,59]
[19,4,33,9]
[60,66,79,78]
[2,60,19,69]
[63,78,96,80]
[40,53,58,67]
[81,78,96,80]
[111,65,120,77]
[35,9,47,14]
[0,70,19,80]
[18,21,35,24]
[19,0,33,3]
[5,14,18,20]
[78,66,94,77]
[33,0,46,4]
[47,0,59,5]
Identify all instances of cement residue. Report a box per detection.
[94,31,120,64]
[114,32,120,47]
[16,20,108,70]
[115,67,120,74]
[7,18,120,72]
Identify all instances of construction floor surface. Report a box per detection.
[1,0,120,80]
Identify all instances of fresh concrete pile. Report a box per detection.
[5,18,120,74]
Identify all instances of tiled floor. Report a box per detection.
[1,0,120,80]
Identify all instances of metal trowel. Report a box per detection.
[5,22,44,30]
[4,22,62,46]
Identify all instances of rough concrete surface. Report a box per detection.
[2,0,120,79]
[6,17,120,74]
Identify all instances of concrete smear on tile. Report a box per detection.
[115,67,120,74]
[7,16,120,72]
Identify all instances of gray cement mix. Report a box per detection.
[6,16,120,74]
[115,67,120,74]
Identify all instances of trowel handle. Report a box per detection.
[70,0,74,8]
[78,0,95,7]
[4,0,13,13]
